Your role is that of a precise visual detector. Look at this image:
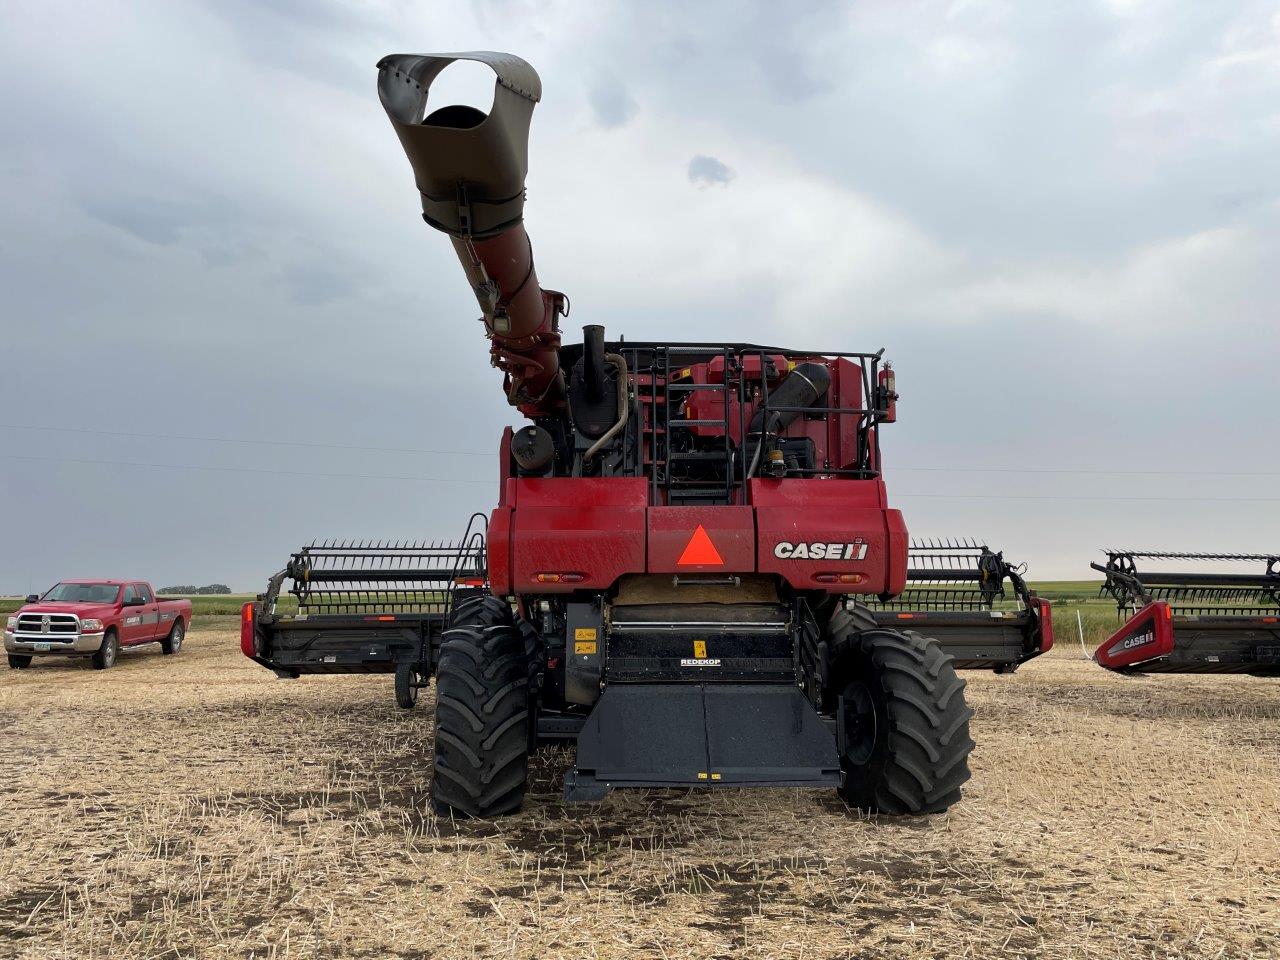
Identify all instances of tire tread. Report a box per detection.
[431,595,531,818]
[832,609,974,816]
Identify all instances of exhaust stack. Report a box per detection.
[377,52,565,414]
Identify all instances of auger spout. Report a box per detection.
[377,52,565,415]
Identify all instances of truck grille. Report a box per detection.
[15,613,79,635]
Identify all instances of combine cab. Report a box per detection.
[1092,550,1280,676]
[868,540,1052,672]
[242,517,487,707]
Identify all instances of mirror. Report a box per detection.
[25,594,38,603]
[125,596,145,607]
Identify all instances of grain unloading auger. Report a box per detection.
[868,539,1053,672]
[247,49,976,819]
[1091,550,1280,675]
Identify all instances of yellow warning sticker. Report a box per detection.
[697,772,709,780]
[574,627,598,641]
[574,641,597,655]
[693,640,708,659]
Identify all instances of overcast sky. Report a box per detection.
[1,0,1278,592]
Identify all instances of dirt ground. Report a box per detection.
[1,623,1278,960]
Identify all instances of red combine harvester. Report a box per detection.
[1092,550,1280,675]
[244,50,975,818]
[869,540,1052,672]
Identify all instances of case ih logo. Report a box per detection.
[1112,629,1156,654]
[774,540,869,561]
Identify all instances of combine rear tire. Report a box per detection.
[431,595,531,818]
[829,606,975,815]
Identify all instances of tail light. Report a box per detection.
[240,602,257,658]
[813,573,865,585]
[534,572,585,584]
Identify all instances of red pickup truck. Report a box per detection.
[5,581,191,670]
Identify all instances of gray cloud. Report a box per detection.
[82,197,199,246]
[587,73,638,128]
[687,155,734,188]
[278,257,357,306]
[0,0,1277,589]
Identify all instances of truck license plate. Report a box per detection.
[33,643,51,652]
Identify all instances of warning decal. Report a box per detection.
[677,525,724,566]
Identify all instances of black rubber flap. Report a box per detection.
[703,686,840,784]
[575,685,839,787]
[576,685,707,784]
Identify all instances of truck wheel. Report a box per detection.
[161,620,185,655]
[91,631,119,670]
[7,655,32,669]
[394,660,420,709]
[828,606,974,815]
[431,594,530,818]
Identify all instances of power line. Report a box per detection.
[897,493,1280,503]
[4,422,1279,478]
[6,453,1280,503]
[889,465,1280,478]
[0,423,491,457]
[0,454,491,484]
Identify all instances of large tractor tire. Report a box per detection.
[431,594,532,818]
[828,605,975,815]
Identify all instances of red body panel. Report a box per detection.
[487,506,514,596]
[752,479,901,594]
[509,478,648,592]
[1093,602,1175,670]
[648,506,755,574]
[884,508,908,596]
[490,477,903,597]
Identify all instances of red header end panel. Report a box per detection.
[509,478,648,592]
[1094,602,1175,670]
[752,479,906,595]
[1035,597,1055,653]
[240,602,258,658]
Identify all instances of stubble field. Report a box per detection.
[1,619,1278,959]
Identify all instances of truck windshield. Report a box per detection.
[41,583,121,603]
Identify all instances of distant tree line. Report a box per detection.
[158,584,232,595]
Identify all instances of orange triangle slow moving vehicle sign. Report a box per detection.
[677,524,724,566]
